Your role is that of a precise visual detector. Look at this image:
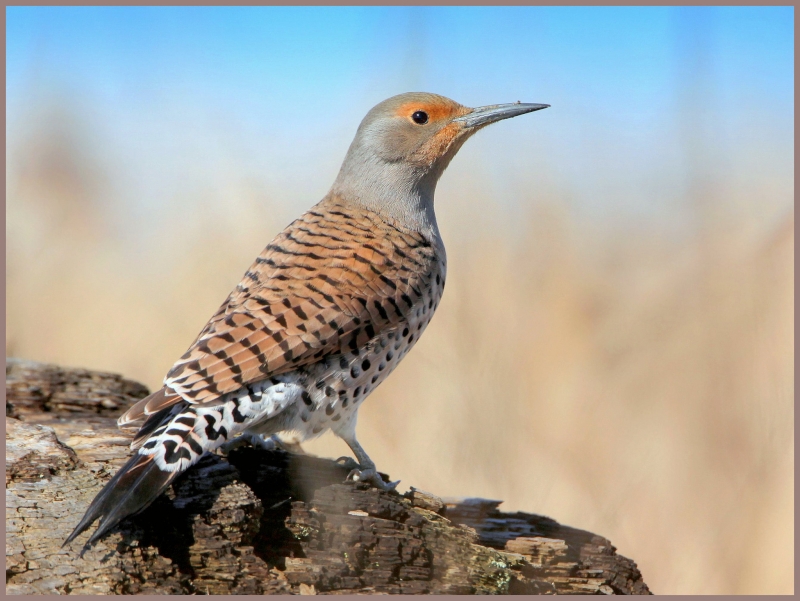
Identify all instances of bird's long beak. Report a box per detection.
[453,102,550,129]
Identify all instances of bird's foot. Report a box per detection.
[346,466,400,491]
[218,433,278,456]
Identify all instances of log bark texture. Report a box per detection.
[6,358,651,595]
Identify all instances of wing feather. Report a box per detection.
[160,197,442,406]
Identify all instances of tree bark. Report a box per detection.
[6,358,651,595]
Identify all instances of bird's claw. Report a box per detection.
[336,456,361,470]
[347,467,400,491]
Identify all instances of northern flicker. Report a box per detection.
[65,92,548,546]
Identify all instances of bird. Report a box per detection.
[64,92,549,547]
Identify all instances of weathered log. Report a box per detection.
[6,359,651,595]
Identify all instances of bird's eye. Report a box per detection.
[411,111,429,125]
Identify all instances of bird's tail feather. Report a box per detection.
[130,404,182,450]
[65,399,231,546]
[65,384,278,547]
[63,451,178,547]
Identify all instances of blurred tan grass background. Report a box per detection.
[6,6,794,595]
[7,100,793,594]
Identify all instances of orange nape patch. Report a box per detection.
[393,100,470,123]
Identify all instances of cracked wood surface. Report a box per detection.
[6,358,651,595]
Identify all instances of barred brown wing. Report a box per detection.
[158,196,441,408]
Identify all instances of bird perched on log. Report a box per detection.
[65,92,549,546]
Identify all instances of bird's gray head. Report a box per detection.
[330,92,548,234]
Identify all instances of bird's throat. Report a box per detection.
[329,158,441,241]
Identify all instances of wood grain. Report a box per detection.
[6,359,650,595]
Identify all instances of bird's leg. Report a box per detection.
[338,434,399,491]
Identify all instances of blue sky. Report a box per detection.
[6,6,794,234]
[8,6,792,119]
